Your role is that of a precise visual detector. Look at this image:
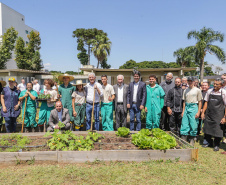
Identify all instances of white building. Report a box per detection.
[0,2,38,69]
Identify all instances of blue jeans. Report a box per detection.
[4,117,17,133]
[86,103,100,131]
[129,104,141,131]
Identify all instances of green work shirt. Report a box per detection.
[58,83,76,106]
[19,90,38,108]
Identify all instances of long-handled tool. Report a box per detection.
[90,87,96,131]
[21,97,28,133]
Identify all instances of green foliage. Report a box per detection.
[173,48,195,67]
[37,93,51,99]
[0,27,18,69]
[0,134,31,152]
[100,58,111,69]
[87,131,105,142]
[119,60,181,69]
[45,130,104,151]
[131,128,177,150]
[186,27,226,81]
[58,121,65,129]
[15,30,43,71]
[116,127,130,137]
[73,28,111,67]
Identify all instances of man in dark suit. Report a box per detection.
[47,101,71,131]
[113,74,129,129]
[127,71,146,131]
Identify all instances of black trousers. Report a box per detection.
[205,134,222,147]
[160,106,170,131]
[169,112,182,136]
[115,104,127,129]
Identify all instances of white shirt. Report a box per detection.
[85,82,103,103]
[118,85,124,103]
[33,83,40,93]
[133,82,139,102]
[183,86,202,103]
[101,84,115,103]
[18,83,26,91]
[204,88,226,105]
[72,91,86,104]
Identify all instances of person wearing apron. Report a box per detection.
[180,76,202,146]
[201,79,226,151]
[58,74,76,130]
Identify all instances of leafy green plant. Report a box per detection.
[45,130,104,151]
[37,93,51,99]
[116,127,130,137]
[131,128,177,150]
[87,131,105,142]
[0,134,31,152]
[58,121,65,129]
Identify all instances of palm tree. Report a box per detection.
[173,48,194,67]
[91,35,111,68]
[186,27,225,82]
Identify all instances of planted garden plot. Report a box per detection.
[0,128,198,162]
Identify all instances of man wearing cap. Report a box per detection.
[19,82,38,132]
[72,80,86,131]
[1,78,21,133]
[166,77,184,136]
[181,76,202,145]
[101,75,115,131]
[58,74,76,130]
[160,72,175,131]
[201,79,226,151]
[113,74,129,129]
[84,73,103,131]
[18,79,26,92]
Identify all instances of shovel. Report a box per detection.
[90,87,96,133]
[21,97,28,133]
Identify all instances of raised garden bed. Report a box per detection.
[0,131,198,163]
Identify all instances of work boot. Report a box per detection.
[181,135,188,142]
[213,146,219,152]
[24,127,29,133]
[190,136,195,146]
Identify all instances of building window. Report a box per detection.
[22,18,24,21]
[25,30,29,34]
[26,41,28,44]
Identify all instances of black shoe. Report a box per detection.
[202,144,209,148]
[213,146,219,151]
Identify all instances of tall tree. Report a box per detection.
[100,58,111,69]
[0,27,18,69]
[186,27,226,82]
[91,35,112,68]
[15,30,43,71]
[72,28,107,65]
[173,48,194,67]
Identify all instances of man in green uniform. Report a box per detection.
[145,75,165,129]
[101,75,115,131]
[181,76,202,145]
[19,82,38,132]
[58,74,76,130]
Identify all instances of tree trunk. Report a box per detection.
[200,58,204,82]
[97,60,100,68]
[88,44,90,65]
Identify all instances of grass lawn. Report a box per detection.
[0,138,226,185]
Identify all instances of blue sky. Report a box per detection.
[2,0,226,72]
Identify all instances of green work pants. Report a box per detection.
[22,106,37,128]
[73,103,86,127]
[180,103,198,136]
[38,102,54,126]
[101,102,114,131]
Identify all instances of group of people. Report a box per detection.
[1,72,226,152]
